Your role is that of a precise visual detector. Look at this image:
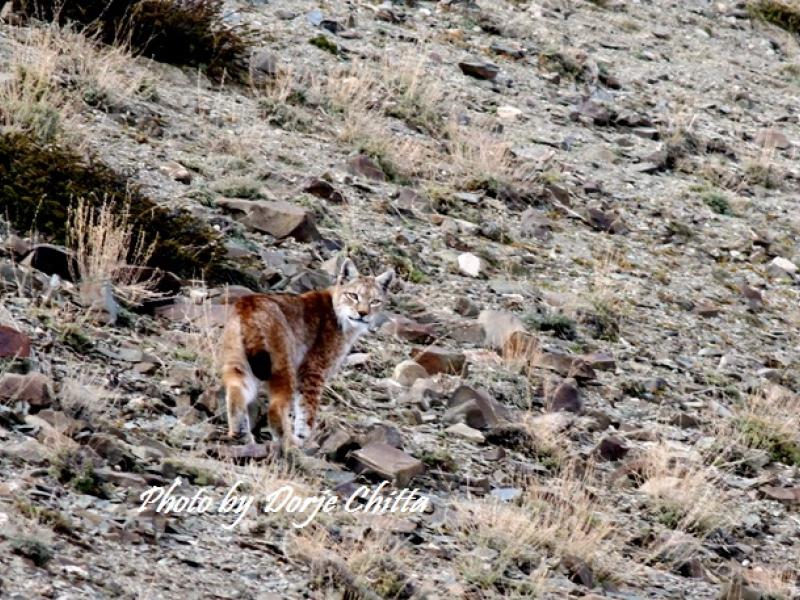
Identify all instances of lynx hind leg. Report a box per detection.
[223,364,258,445]
[267,373,298,450]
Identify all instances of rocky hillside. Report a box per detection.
[1,0,800,597]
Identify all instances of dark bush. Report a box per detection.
[11,0,252,81]
[0,132,229,281]
[748,1,800,34]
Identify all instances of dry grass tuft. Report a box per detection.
[732,388,800,466]
[290,528,416,599]
[636,444,734,534]
[66,197,156,303]
[452,464,621,594]
[0,26,148,143]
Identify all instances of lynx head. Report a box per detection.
[332,259,394,332]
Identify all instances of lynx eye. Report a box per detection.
[345,293,359,302]
[370,299,382,306]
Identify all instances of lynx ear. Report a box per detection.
[375,269,395,293]
[337,258,359,284]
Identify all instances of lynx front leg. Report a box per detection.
[295,370,325,446]
[223,364,258,445]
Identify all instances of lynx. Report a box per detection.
[220,259,394,449]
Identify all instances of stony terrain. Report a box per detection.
[1,0,800,598]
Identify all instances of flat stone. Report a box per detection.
[760,486,800,504]
[361,424,404,449]
[249,48,279,82]
[767,256,797,278]
[155,302,230,327]
[215,444,270,461]
[497,105,523,121]
[350,443,425,487]
[454,297,480,317]
[320,429,356,461]
[445,422,485,443]
[301,177,343,202]
[579,351,616,371]
[159,161,192,184]
[446,322,485,345]
[536,352,596,380]
[2,438,49,464]
[382,316,436,343]
[490,487,521,501]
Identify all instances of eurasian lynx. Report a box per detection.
[220,259,394,449]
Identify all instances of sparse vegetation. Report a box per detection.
[12,0,253,81]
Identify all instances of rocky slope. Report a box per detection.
[1,0,800,598]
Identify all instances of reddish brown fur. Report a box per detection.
[220,260,393,449]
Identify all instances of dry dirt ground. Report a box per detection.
[1,0,800,598]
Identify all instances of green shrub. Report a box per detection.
[525,312,578,340]
[12,0,252,81]
[0,132,230,281]
[702,191,733,215]
[736,416,800,466]
[309,34,339,55]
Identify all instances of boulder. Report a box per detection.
[0,326,31,359]
[546,378,582,413]
[457,252,483,277]
[393,360,429,387]
[20,244,78,281]
[410,346,466,375]
[217,198,320,242]
[346,155,385,181]
[458,60,499,80]
[444,385,510,429]
[0,373,53,409]
[478,310,526,350]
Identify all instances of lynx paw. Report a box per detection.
[228,429,256,445]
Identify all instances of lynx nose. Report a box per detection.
[357,306,369,317]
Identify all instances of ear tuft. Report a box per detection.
[337,258,359,284]
[375,269,395,293]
